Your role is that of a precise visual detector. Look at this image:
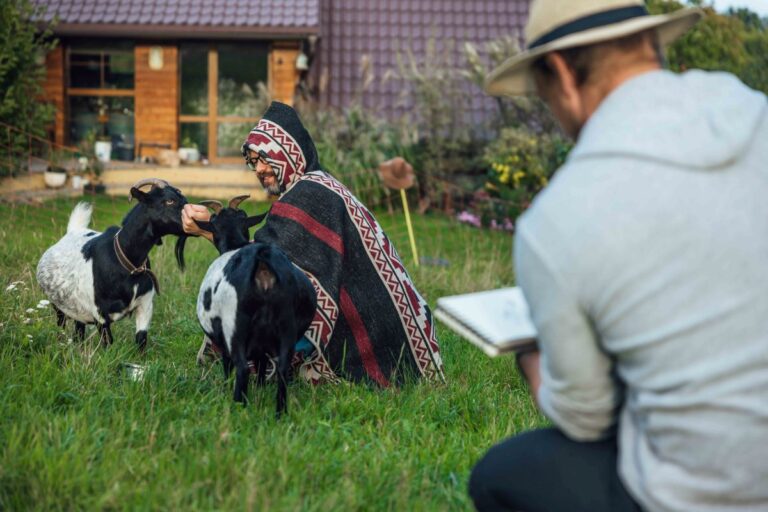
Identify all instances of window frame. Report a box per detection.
[178,43,270,164]
[64,42,136,154]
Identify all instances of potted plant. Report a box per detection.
[94,135,112,164]
[44,148,70,188]
[178,136,200,164]
[78,131,106,194]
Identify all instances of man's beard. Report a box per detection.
[264,182,281,196]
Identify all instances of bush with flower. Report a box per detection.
[482,127,571,223]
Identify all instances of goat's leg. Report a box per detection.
[133,292,153,352]
[255,352,269,386]
[276,327,296,419]
[74,321,86,341]
[53,305,67,328]
[99,323,114,347]
[231,346,250,405]
[221,353,234,380]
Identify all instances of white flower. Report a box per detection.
[26,334,33,339]
[37,300,50,308]
[26,308,35,313]
[6,281,24,292]
[23,318,31,324]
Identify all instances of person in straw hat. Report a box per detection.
[183,102,444,387]
[470,1,768,511]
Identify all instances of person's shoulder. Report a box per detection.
[279,172,346,206]
[517,159,608,247]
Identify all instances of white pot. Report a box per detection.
[71,175,83,190]
[178,147,200,164]
[44,171,67,188]
[94,141,112,163]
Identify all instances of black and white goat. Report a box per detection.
[36,178,189,349]
[194,196,316,417]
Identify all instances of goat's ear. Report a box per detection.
[129,187,149,203]
[192,218,214,234]
[245,212,268,228]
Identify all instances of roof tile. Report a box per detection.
[31,0,320,29]
[317,0,528,123]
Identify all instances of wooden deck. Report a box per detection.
[0,163,269,202]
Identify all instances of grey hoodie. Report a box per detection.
[514,70,768,512]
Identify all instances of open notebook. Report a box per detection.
[434,287,537,357]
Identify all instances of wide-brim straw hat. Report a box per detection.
[485,0,703,96]
[379,157,415,190]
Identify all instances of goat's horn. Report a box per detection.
[228,195,250,209]
[199,200,223,214]
[131,178,168,191]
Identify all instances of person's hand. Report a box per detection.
[516,348,541,404]
[182,204,214,241]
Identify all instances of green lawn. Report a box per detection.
[0,194,544,510]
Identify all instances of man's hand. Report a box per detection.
[182,204,214,242]
[516,349,542,404]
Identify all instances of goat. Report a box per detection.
[36,178,189,350]
[194,195,317,417]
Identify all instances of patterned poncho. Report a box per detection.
[242,102,444,385]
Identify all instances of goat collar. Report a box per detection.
[113,230,160,294]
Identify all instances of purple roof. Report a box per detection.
[32,0,320,38]
[314,0,529,125]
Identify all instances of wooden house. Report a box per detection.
[33,0,526,165]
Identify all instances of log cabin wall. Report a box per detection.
[270,42,300,107]
[134,44,178,158]
[42,46,66,146]
[40,41,301,160]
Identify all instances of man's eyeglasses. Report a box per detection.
[246,150,271,171]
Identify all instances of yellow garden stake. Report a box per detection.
[400,188,419,267]
[379,157,420,268]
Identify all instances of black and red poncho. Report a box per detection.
[242,102,444,386]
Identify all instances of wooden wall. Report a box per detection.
[270,42,301,106]
[134,45,179,158]
[40,41,300,159]
[42,46,66,146]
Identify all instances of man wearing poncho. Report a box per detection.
[183,102,444,386]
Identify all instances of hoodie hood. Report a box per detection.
[242,102,321,194]
[571,69,767,170]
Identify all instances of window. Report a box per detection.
[179,42,268,161]
[66,41,135,160]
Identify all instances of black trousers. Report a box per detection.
[469,428,642,512]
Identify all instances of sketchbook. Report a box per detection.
[434,287,537,357]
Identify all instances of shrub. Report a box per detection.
[297,102,419,207]
[481,127,571,223]
[0,0,58,177]
[648,0,768,95]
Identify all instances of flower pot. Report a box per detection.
[178,147,200,164]
[94,141,112,163]
[44,170,68,188]
[71,175,83,190]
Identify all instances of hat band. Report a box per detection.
[528,5,649,49]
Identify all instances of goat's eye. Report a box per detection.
[165,199,175,206]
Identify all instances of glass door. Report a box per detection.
[179,42,268,163]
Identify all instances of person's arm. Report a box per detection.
[182,204,214,243]
[514,220,621,441]
[516,349,542,399]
